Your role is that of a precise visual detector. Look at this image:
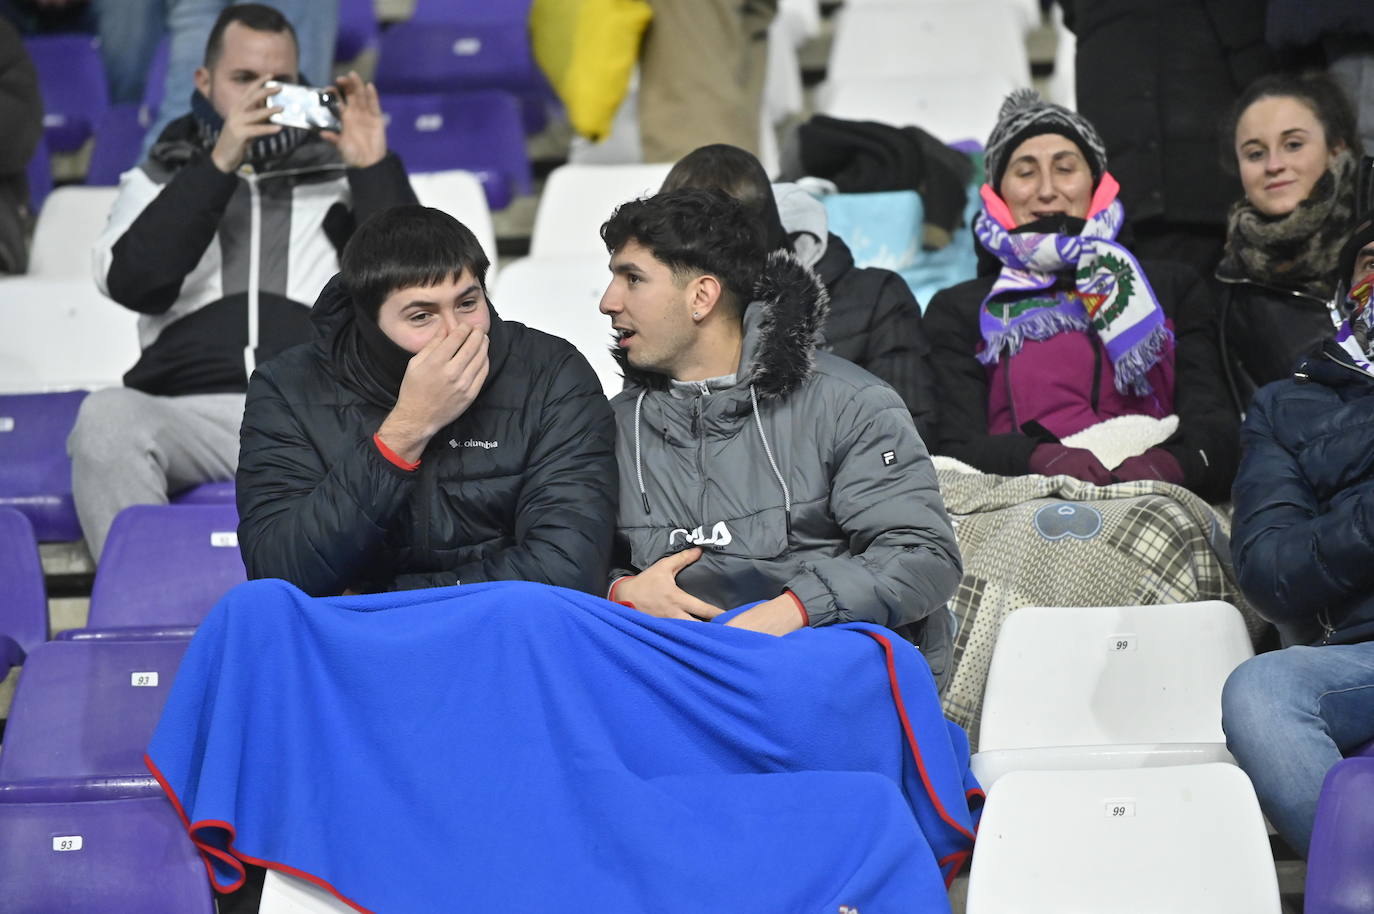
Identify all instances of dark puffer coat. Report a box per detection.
[236,277,618,597]
[1213,275,1337,413]
[926,257,1240,503]
[813,232,938,443]
[1231,341,1374,647]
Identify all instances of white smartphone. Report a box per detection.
[265,81,341,132]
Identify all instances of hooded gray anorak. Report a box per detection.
[610,252,963,679]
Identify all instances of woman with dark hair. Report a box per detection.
[924,91,1238,502]
[662,143,938,441]
[235,205,618,597]
[1214,72,1362,411]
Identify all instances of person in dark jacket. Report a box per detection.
[1220,219,1374,857]
[69,4,416,559]
[236,205,618,597]
[1214,72,1363,413]
[1264,0,1374,156]
[598,188,962,681]
[659,144,938,442]
[925,90,1239,503]
[0,17,40,274]
[1065,0,1273,277]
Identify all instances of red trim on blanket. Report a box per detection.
[144,752,376,913]
[857,631,978,887]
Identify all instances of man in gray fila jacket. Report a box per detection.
[599,187,963,681]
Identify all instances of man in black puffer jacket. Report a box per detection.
[1221,220,1374,858]
[235,206,617,596]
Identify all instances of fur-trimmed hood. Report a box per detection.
[613,250,830,400]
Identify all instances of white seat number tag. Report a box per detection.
[1109,634,1137,652]
[210,531,238,547]
[0,417,13,432]
[1106,800,1136,818]
[53,836,83,851]
[131,671,159,687]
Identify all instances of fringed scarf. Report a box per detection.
[974,175,1172,396]
[1217,151,1358,298]
[1333,272,1374,379]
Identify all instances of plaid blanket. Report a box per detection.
[934,467,1264,746]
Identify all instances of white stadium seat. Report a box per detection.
[820,71,1019,144]
[966,765,1281,914]
[490,256,621,398]
[259,869,357,914]
[971,601,1255,789]
[28,186,120,279]
[529,163,674,259]
[0,277,140,393]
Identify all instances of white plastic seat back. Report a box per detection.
[820,72,1018,144]
[29,186,120,279]
[842,0,1040,35]
[966,765,1281,914]
[258,869,357,913]
[490,256,621,398]
[529,163,674,258]
[972,601,1253,786]
[828,2,1031,89]
[0,277,140,392]
[409,170,498,285]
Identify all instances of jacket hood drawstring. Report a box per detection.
[631,384,792,536]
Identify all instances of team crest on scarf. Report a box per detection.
[1333,273,1374,378]
[974,190,1173,396]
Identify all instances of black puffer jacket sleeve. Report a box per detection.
[1152,261,1240,502]
[850,270,938,443]
[925,277,1043,475]
[1231,381,1374,630]
[237,365,422,597]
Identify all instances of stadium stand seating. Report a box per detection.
[335,0,380,64]
[0,278,140,393]
[27,185,119,280]
[1306,751,1374,914]
[384,90,531,209]
[86,105,147,186]
[24,34,110,155]
[0,637,189,794]
[170,481,237,506]
[23,134,52,216]
[490,256,620,397]
[966,764,1281,913]
[0,508,47,677]
[819,71,1018,146]
[529,162,674,258]
[825,2,1031,92]
[0,391,88,542]
[971,601,1254,788]
[260,869,358,914]
[84,504,245,631]
[0,795,216,913]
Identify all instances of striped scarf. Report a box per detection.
[974,177,1172,396]
[1333,273,1374,378]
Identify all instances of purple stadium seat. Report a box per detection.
[86,504,245,630]
[0,638,190,791]
[141,38,170,130]
[170,480,237,506]
[335,0,379,62]
[86,105,146,185]
[0,795,215,913]
[1306,756,1374,914]
[24,35,110,154]
[0,508,47,677]
[385,91,531,209]
[24,134,52,215]
[0,391,87,542]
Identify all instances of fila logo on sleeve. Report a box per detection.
[881,450,897,466]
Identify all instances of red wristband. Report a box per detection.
[373,433,420,471]
[609,575,636,609]
[783,590,809,626]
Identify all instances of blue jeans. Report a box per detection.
[90,0,338,149]
[1221,643,1374,856]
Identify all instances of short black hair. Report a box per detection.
[661,144,789,252]
[600,187,766,317]
[341,205,491,318]
[204,3,299,71]
[1221,71,1360,175]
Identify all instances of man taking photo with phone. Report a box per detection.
[72,3,415,561]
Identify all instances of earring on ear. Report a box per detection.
[692,311,700,319]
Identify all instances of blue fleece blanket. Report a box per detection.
[147,580,982,913]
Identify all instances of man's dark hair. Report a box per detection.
[204,3,299,71]
[1221,72,1360,175]
[600,187,767,317]
[661,144,789,253]
[342,205,491,318]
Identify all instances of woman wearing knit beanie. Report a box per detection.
[1214,73,1362,413]
[924,90,1239,503]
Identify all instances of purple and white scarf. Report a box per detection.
[974,177,1172,396]
[1333,273,1374,378]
